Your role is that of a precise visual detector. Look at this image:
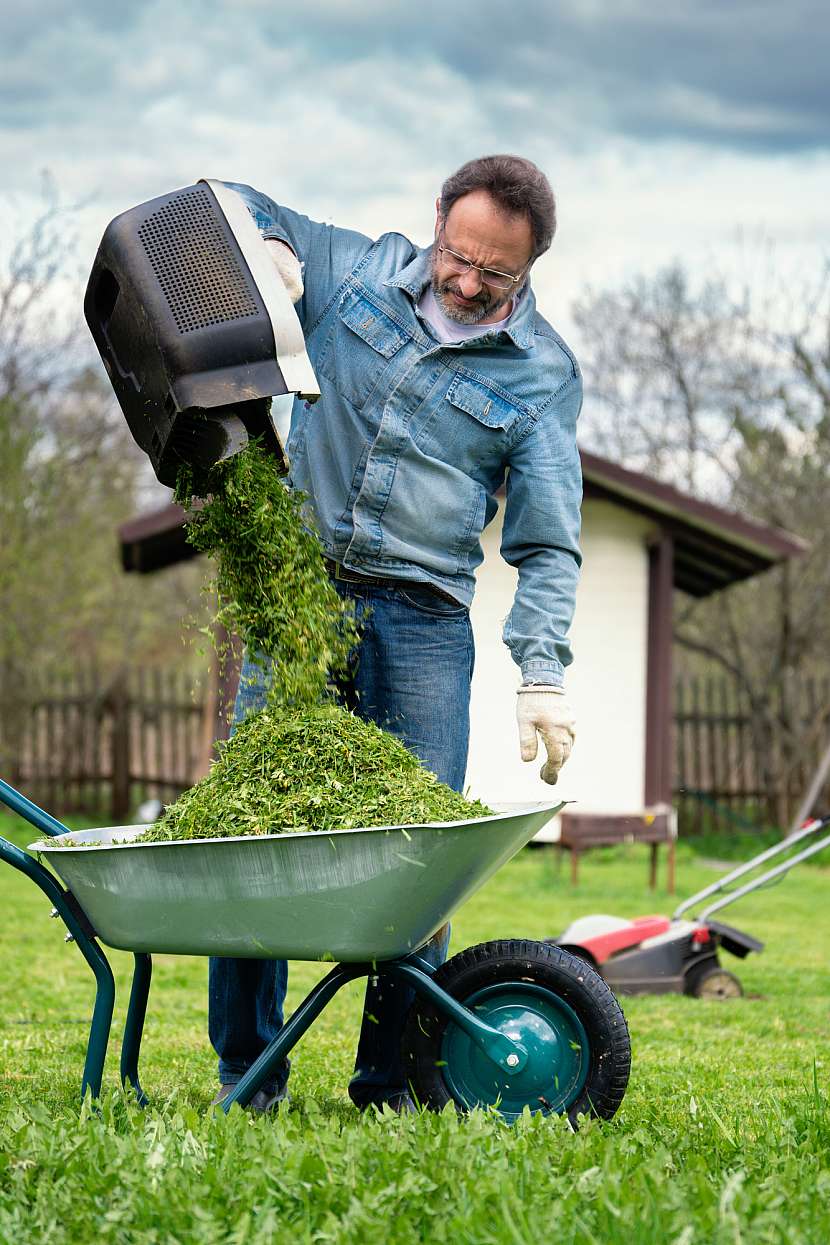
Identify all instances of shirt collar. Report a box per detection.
[384,244,537,351]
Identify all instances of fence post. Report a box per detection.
[110,673,131,821]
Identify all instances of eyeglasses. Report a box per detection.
[436,232,528,291]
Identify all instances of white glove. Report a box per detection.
[265,239,304,304]
[517,686,576,786]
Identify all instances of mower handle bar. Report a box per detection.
[673,816,830,921]
[700,826,830,922]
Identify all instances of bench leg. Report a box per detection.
[649,843,658,890]
[667,839,676,894]
[570,846,579,886]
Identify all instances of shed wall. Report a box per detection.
[465,499,654,825]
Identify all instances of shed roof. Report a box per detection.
[120,502,197,574]
[119,449,807,595]
[580,451,806,596]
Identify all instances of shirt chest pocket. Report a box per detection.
[438,373,528,468]
[317,287,410,408]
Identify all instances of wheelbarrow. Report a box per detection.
[0,777,631,1123]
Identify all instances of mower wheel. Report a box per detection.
[402,939,631,1125]
[685,962,743,1000]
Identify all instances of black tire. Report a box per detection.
[402,939,631,1124]
[685,962,743,1000]
[549,941,599,970]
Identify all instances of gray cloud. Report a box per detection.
[247,0,830,153]
[1,0,828,154]
[0,0,827,355]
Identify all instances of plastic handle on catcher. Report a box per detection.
[0,777,71,839]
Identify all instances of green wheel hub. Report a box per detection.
[440,982,590,1120]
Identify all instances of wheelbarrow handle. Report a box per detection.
[0,777,71,839]
[0,831,64,896]
[0,786,118,1103]
[0,826,95,949]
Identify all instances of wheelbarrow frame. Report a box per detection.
[0,777,552,1110]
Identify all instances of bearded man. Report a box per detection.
[209,155,582,1113]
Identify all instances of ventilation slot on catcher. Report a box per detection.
[137,188,259,334]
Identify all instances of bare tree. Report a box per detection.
[574,261,830,819]
[574,264,763,497]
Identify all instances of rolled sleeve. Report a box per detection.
[500,376,583,685]
[221,181,373,330]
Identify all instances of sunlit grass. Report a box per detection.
[1,810,828,1243]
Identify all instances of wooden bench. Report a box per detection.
[558,807,677,891]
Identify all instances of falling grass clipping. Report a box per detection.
[140,441,492,841]
[174,442,359,710]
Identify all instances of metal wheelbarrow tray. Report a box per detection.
[1,777,631,1123]
[33,808,561,962]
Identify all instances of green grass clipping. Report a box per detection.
[142,442,491,842]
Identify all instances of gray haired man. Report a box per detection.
[210,155,582,1112]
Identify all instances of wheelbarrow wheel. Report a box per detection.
[402,939,631,1125]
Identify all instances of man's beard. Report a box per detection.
[431,272,513,326]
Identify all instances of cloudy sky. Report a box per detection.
[1,0,828,343]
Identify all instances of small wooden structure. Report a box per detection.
[558,806,676,890]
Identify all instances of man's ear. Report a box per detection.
[434,198,442,239]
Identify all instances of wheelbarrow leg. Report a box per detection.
[221,956,530,1113]
[221,962,367,1112]
[79,938,116,1102]
[120,953,152,1107]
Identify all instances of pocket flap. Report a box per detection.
[446,374,520,429]
[338,289,409,358]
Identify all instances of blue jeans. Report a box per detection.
[208,579,475,1105]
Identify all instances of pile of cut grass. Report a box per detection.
[142,704,491,842]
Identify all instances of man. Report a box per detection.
[209,155,582,1113]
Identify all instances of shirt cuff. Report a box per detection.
[520,659,565,688]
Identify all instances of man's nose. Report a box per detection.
[457,266,484,296]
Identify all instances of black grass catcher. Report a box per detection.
[84,178,319,487]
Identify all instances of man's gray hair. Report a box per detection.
[439,155,556,260]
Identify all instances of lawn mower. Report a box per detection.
[551,816,830,998]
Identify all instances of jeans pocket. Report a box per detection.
[396,584,468,619]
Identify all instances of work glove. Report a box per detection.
[516,686,576,786]
[265,239,304,304]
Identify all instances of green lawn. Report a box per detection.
[1,808,828,1244]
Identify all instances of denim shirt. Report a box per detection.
[225,182,583,686]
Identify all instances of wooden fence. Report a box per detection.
[674,673,830,834]
[0,667,210,821]
[3,665,829,834]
